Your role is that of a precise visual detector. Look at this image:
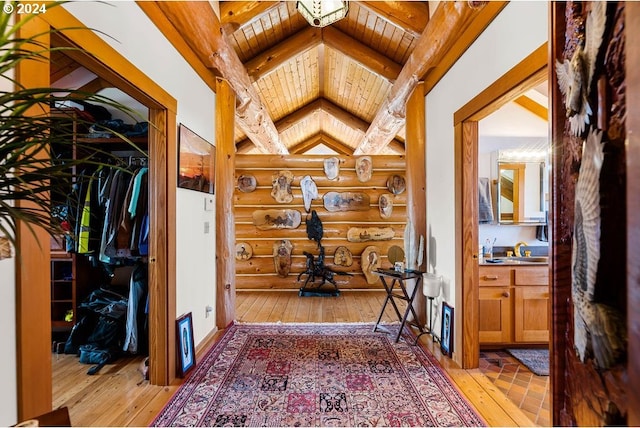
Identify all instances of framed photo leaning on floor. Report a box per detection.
[440,302,454,357]
[176,312,196,377]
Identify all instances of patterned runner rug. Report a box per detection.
[152,323,485,427]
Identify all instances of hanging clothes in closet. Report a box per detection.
[99,164,149,263]
[123,261,148,354]
[64,161,151,357]
[65,162,148,262]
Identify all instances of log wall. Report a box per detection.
[235,154,407,290]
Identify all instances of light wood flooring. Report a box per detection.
[52,290,540,427]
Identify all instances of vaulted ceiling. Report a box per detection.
[220,1,425,155]
[52,1,510,155]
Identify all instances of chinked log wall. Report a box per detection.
[235,154,407,290]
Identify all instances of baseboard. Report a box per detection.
[195,326,220,360]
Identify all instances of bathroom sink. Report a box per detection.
[514,256,548,263]
[486,256,549,264]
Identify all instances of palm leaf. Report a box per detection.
[1,3,148,253]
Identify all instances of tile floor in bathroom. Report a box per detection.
[479,350,550,427]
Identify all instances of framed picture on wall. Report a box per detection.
[440,302,454,357]
[178,124,215,194]
[176,312,196,377]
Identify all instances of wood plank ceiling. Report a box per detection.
[53,1,509,155]
[222,1,424,155]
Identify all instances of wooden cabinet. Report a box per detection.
[50,236,97,332]
[479,264,549,345]
[479,286,512,343]
[513,267,549,343]
[50,255,76,331]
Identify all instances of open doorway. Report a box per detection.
[16,12,177,419]
[453,44,551,426]
[476,83,551,426]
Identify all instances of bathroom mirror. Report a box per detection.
[497,160,547,224]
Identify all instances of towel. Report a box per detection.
[536,211,548,242]
[478,177,494,223]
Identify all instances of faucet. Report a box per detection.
[514,241,528,257]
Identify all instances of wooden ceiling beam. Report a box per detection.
[289,134,324,155]
[245,26,400,83]
[289,134,353,155]
[319,98,369,134]
[154,1,288,154]
[219,1,280,32]
[137,1,219,91]
[356,1,429,38]
[354,1,492,155]
[514,95,548,121]
[278,98,405,153]
[245,27,322,81]
[322,26,401,82]
[386,138,406,155]
[236,99,405,155]
[236,138,255,155]
[275,98,324,134]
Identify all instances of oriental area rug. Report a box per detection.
[152,323,485,427]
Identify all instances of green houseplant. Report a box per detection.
[0,3,144,258]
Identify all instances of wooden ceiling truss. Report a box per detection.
[135,2,507,155]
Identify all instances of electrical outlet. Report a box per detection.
[205,305,213,318]
[204,221,210,234]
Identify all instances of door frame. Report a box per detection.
[453,44,547,369]
[16,8,177,419]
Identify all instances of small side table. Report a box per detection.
[373,268,426,343]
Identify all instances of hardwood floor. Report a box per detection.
[52,290,538,427]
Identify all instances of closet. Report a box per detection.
[49,98,151,370]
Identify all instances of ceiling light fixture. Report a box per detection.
[296,0,348,28]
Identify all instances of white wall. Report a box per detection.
[425,1,547,364]
[62,0,218,346]
[0,252,17,424]
[0,52,17,423]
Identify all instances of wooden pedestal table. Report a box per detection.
[373,268,426,343]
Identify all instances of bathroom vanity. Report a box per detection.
[478,262,549,345]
